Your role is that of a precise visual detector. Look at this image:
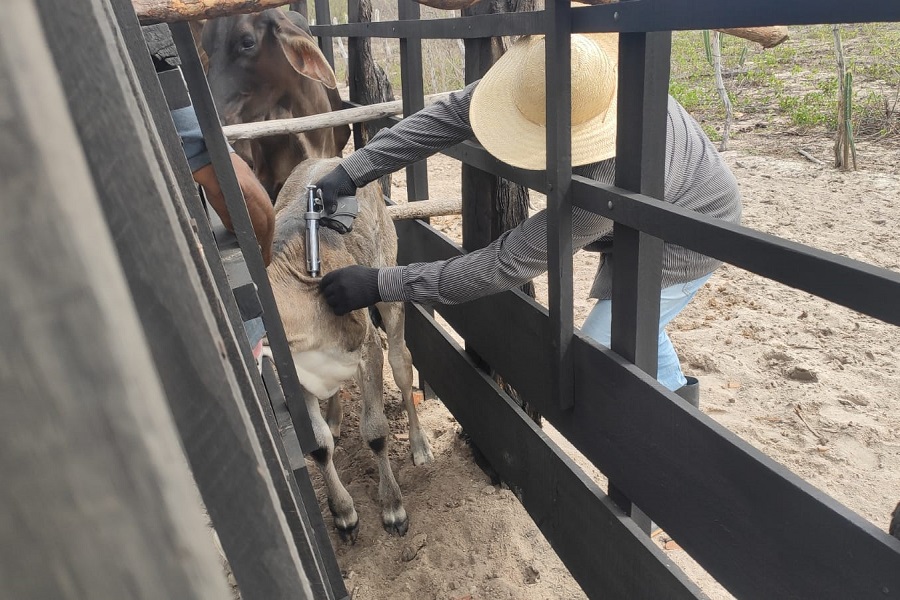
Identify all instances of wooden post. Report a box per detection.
[34,0,316,596]
[0,2,230,597]
[461,0,541,424]
[312,0,334,70]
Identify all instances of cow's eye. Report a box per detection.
[239,35,256,51]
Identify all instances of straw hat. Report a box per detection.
[469,33,619,171]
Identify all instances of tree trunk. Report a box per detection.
[348,0,394,196]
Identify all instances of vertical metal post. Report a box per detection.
[546,0,575,410]
[399,0,429,202]
[312,0,334,69]
[607,31,672,533]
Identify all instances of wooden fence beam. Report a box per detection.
[223,91,457,141]
[387,198,461,220]
[0,2,229,597]
[133,0,287,23]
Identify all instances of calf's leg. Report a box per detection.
[301,384,359,543]
[325,391,343,440]
[358,328,408,536]
[377,301,433,466]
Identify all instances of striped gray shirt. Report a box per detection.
[341,81,742,304]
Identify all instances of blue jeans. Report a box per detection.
[581,273,712,391]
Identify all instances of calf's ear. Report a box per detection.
[274,23,338,89]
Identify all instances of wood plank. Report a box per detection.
[34,1,314,597]
[0,3,229,596]
[405,306,703,599]
[134,0,287,24]
[222,91,455,141]
[387,198,461,220]
[398,0,428,202]
[396,217,900,599]
[263,359,350,600]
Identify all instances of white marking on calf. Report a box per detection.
[292,349,360,399]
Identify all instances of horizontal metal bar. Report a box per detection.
[571,177,900,327]
[311,10,544,39]
[571,0,900,33]
[395,217,900,599]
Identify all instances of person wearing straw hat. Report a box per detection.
[314,32,742,404]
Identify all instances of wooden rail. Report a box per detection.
[222,91,457,141]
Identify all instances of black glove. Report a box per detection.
[319,265,381,315]
[315,164,357,216]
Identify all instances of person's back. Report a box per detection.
[580,95,742,300]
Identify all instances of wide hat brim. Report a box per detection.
[469,33,619,171]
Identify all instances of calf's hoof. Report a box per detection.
[336,520,359,544]
[328,499,359,544]
[382,506,409,537]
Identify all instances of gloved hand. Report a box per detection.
[319,265,381,315]
[315,164,357,215]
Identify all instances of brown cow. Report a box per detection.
[199,9,351,200]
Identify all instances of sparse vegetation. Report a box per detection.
[670,24,900,141]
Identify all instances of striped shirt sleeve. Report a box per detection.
[378,206,611,305]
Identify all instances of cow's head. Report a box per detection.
[200,9,348,200]
[201,9,337,124]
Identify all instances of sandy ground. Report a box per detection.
[302,131,900,599]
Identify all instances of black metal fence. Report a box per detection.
[312,1,900,598]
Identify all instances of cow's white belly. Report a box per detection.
[292,349,360,399]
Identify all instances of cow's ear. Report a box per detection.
[274,26,338,89]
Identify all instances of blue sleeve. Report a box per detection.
[170,105,234,172]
